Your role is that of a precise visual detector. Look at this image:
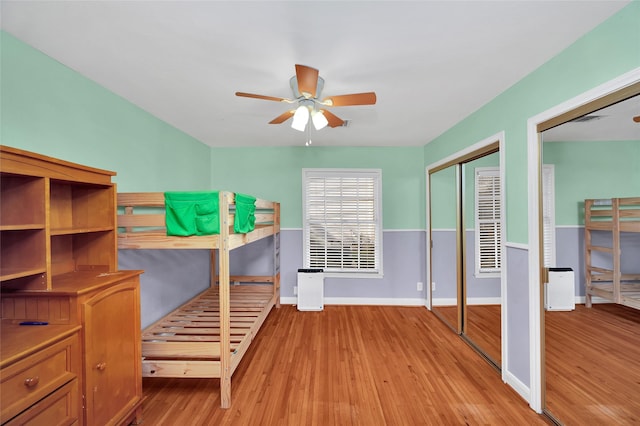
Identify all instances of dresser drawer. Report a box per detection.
[4,379,79,426]
[1,334,78,423]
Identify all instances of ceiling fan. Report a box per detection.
[235,64,376,132]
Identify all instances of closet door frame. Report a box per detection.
[526,67,640,413]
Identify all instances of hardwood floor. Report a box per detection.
[140,305,547,425]
[545,303,640,425]
[466,305,501,365]
[432,305,502,365]
[433,303,640,424]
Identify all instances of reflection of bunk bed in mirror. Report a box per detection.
[584,197,640,310]
[117,191,280,408]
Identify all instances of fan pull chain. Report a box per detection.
[305,121,312,146]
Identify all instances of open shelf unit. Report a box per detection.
[0,147,117,291]
[0,146,143,426]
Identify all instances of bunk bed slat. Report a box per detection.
[118,192,165,206]
[142,360,221,378]
[118,214,165,227]
[589,245,613,254]
[142,341,222,358]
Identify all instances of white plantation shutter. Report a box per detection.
[475,168,501,274]
[542,165,556,268]
[303,169,382,275]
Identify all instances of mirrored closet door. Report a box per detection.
[429,164,460,332]
[428,143,502,370]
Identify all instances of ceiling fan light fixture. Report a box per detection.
[312,110,328,130]
[291,105,309,131]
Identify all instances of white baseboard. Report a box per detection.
[280,297,427,306]
[504,370,530,405]
[430,295,611,308]
[432,297,502,307]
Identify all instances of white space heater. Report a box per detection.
[545,267,575,311]
[297,269,324,311]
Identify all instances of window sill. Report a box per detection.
[475,272,501,279]
[323,272,384,279]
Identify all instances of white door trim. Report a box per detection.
[526,66,640,413]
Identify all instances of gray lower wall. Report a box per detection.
[431,230,501,303]
[119,229,427,328]
[431,227,640,304]
[505,244,530,388]
[119,249,211,329]
[281,229,427,300]
[555,227,640,297]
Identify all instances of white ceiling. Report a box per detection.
[0,0,633,147]
[543,95,640,142]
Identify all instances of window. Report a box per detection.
[542,165,556,268]
[475,167,501,276]
[302,169,382,277]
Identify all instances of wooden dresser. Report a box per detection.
[0,146,143,425]
[1,322,81,425]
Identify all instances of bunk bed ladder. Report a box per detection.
[584,198,618,307]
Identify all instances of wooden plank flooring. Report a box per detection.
[140,305,547,425]
[432,305,502,365]
[434,303,640,424]
[545,303,640,424]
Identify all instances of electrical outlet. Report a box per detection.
[417,282,423,291]
[432,281,436,292]
[293,286,298,295]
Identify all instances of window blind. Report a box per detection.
[542,165,556,268]
[303,170,381,274]
[475,168,501,273]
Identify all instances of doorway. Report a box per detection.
[427,134,504,371]
[527,70,640,420]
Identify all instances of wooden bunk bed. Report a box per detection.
[117,191,280,408]
[584,197,640,310]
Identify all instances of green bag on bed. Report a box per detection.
[165,191,220,236]
[234,193,256,234]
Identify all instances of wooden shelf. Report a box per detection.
[0,267,47,283]
[0,229,46,285]
[0,224,45,231]
[50,226,115,236]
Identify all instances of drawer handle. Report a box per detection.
[24,376,40,388]
[96,362,107,371]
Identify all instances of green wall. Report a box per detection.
[430,165,457,230]
[424,2,640,243]
[1,31,424,230]
[210,146,425,229]
[543,140,640,225]
[2,2,639,235]
[0,31,211,192]
[429,151,500,230]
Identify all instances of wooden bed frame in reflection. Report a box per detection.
[584,197,640,310]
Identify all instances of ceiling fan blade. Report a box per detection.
[322,92,377,107]
[269,110,295,124]
[633,115,640,123]
[236,92,292,103]
[320,109,345,128]
[295,64,319,98]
